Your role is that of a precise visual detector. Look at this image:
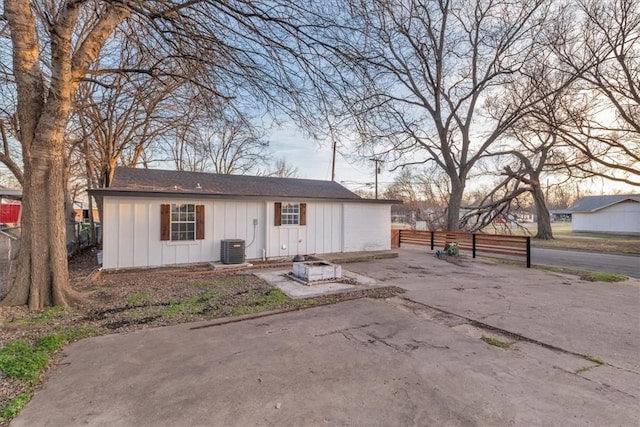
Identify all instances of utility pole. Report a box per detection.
[331,139,336,181]
[369,158,383,199]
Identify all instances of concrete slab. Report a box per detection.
[254,269,383,299]
[577,364,640,398]
[12,247,640,426]
[345,247,640,373]
[13,299,639,427]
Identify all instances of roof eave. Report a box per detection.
[88,188,400,204]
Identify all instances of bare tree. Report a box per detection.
[0,119,23,185]
[168,100,271,175]
[552,0,640,186]
[264,158,299,178]
[0,0,334,309]
[319,0,554,230]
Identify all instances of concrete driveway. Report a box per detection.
[13,248,640,426]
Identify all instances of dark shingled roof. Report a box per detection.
[103,167,364,200]
[569,194,640,213]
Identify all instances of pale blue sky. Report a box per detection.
[268,123,395,193]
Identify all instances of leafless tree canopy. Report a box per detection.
[0,0,342,309]
[311,0,553,230]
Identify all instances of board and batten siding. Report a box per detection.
[343,203,391,252]
[102,197,392,269]
[102,197,266,269]
[266,201,343,258]
[572,201,640,234]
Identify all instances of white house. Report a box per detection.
[91,168,397,270]
[569,194,640,234]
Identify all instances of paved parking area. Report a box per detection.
[13,248,640,426]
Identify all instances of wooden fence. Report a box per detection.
[394,229,531,268]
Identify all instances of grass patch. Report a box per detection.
[54,324,100,341]
[126,291,152,305]
[530,265,629,283]
[481,336,513,349]
[0,392,33,420]
[232,289,291,316]
[161,290,224,318]
[0,340,50,383]
[6,306,68,326]
[580,272,627,282]
[0,330,88,384]
[583,355,604,365]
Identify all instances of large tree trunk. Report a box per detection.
[2,0,126,309]
[446,177,465,231]
[532,183,553,240]
[2,141,82,308]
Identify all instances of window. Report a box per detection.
[160,204,204,241]
[171,204,195,240]
[274,202,306,226]
[281,203,299,225]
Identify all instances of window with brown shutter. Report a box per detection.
[162,203,203,241]
[196,205,205,240]
[274,202,282,226]
[160,204,170,241]
[274,202,306,226]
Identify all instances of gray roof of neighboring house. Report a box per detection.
[0,187,22,199]
[568,194,640,213]
[91,167,396,203]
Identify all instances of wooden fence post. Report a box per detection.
[526,236,531,268]
[430,231,434,250]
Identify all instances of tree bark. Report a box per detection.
[2,0,127,308]
[2,140,82,308]
[447,176,465,231]
[532,183,553,240]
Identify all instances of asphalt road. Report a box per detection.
[531,247,639,278]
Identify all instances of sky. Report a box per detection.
[268,121,639,197]
[268,122,396,194]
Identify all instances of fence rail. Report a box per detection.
[395,229,531,267]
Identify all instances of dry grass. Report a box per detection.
[486,223,640,254]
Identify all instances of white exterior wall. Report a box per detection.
[102,197,392,269]
[102,197,266,269]
[343,203,391,252]
[266,201,343,258]
[572,201,640,234]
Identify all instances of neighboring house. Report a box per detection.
[569,194,640,234]
[550,209,572,222]
[90,167,397,270]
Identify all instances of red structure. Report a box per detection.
[0,203,21,224]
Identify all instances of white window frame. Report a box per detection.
[281,203,300,225]
[171,203,196,241]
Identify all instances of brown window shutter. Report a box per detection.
[196,205,205,240]
[300,203,307,226]
[160,204,170,241]
[274,202,282,226]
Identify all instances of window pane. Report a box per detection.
[170,203,197,241]
[280,203,299,225]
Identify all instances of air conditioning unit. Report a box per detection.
[220,239,245,264]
